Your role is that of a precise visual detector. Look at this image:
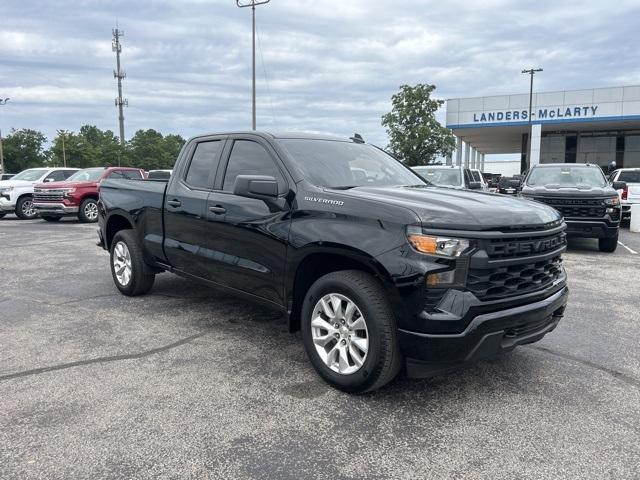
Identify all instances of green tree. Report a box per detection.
[49,126,126,168]
[2,128,48,172]
[381,84,455,166]
[127,129,184,171]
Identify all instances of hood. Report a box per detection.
[521,184,616,198]
[0,179,37,189]
[34,180,98,190]
[332,185,561,231]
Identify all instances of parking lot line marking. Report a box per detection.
[618,241,638,254]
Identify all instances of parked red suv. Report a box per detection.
[33,167,146,223]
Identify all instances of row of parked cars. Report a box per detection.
[410,163,639,252]
[0,167,172,222]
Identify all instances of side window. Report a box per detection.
[185,141,222,189]
[45,170,66,182]
[120,170,143,180]
[109,171,125,180]
[222,140,284,192]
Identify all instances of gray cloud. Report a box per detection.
[1,0,639,154]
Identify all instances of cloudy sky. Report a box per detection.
[1,0,639,158]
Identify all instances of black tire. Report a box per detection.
[598,234,618,253]
[301,270,402,393]
[110,229,155,296]
[78,198,99,223]
[41,216,61,222]
[15,196,38,220]
[0,212,6,218]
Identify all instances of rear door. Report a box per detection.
[203,135,292,306]
[163,136,226,279]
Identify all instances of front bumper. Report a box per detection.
[401,285,569,378]
[565,218,619,238]
[0,196,16,212]
[33,202,79,215]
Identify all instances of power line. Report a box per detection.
[112,27,128,146]
[255,22,278,129]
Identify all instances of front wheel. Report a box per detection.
[110,230,155,296]
[78,198,99,223]
[598,234,618,253]
[15,196,38,220]
[301,270,401,393]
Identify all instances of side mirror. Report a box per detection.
[612,181,626,190]
[468,181,482,190]
[233,175,279,199]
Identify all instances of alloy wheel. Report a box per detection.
[22,200,36,218]
[310,293,369,375]
[113,241,132,286]
[84,202,98,221]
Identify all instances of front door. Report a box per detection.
[163,136,225,280]
[204,136,292,306]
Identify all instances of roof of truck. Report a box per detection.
[189,131,351,142]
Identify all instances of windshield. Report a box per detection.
[68,168,105,182]
[527,166,607,188]
[471,170,482,182]
[11,169,49,181]
[279,139,425,188]
[618,170,640,183]
[413,167,462,187]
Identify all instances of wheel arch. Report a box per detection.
[286,245,399,333]
[105,213,134,250]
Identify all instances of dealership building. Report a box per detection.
[445,85,640,173]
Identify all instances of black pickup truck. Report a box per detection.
[98,131,569,392]
[520,163,625,252]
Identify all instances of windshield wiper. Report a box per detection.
[328,185,360,190]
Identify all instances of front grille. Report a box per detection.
[485,231,566,259]
[33,189,65,202]
[535,197,606,218]
[467,256,563,301]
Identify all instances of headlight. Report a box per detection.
[407,227,470,257]
[0,186,14,193]
[63,188,76,197]
[604,197,620,206]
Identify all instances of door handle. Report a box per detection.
[167,199,182,208]
[208,205,226,214]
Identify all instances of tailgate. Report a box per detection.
[627,184,640,202]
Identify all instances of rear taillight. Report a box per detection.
[622,186,628,200]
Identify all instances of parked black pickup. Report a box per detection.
[98,131,569,392]
[520,163,625,252]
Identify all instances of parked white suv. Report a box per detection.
[0,167,79,219]
[609,168,640,221]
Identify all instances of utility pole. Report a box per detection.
[112,27,128,145]
[0,98,9,174]
[236,0,270,130]
[56,130,67,167]
[522,67,543,172]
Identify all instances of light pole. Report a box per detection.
[522,68,543,172]
[0,97,9,174]
[236,0,270,131]
[56,130,68,168]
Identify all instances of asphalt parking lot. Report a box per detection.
[1,216,639,479]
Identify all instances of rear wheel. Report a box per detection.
[110,230,155,296]
[15,196,37,220]
[78,198,99,223]
[598,234,618,252]
[301,270,401,393]
[41,216,61,222]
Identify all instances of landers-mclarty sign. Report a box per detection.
[473,105,599,123]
